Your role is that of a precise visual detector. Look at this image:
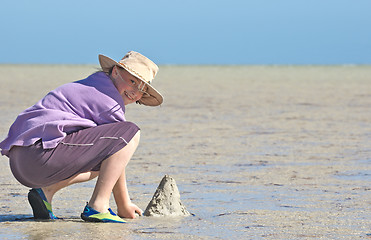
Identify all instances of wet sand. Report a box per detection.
[0,64,370,239]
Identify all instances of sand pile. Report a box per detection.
[143,175,191,217]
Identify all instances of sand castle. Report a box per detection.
[143,175,191,217]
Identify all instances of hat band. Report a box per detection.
[118,62,151,84]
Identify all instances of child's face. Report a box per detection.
[114,66,149,105]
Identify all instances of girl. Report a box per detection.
[0,51,163,223]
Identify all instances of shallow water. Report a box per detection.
[0,65,370,239]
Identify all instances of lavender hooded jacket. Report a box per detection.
[0,72,126,156]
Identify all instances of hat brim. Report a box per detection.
[99,54,163,106]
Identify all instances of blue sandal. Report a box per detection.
[28,188,58,219]
[81,203,126,223]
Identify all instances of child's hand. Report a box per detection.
[118,202,143,219]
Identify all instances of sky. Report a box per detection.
[0,0,371,65]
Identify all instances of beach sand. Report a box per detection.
[0,64,370,239]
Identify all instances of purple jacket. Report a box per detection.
[0,72,126,156]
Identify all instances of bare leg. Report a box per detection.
[41,171,99,203]
[87,131,140,214]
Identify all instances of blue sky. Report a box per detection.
[1,0,370,65]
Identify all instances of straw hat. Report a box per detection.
[99,51,163,106]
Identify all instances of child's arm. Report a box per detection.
[112,169,142,218]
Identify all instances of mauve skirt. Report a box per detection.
[8,121,140,188]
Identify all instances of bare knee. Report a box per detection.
[130,130,141,147]
[115,130,140,158]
